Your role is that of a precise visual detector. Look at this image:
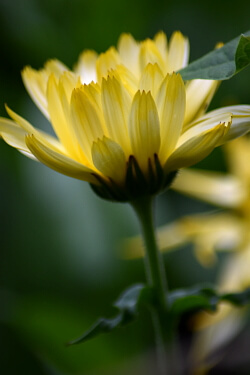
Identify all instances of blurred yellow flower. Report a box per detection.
[128,136,250,371]
[172,137,250,371]
[1,32,250,201]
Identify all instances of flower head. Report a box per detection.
[1,32,250,201]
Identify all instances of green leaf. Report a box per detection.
[168,285,218,315]
[167,285,250,316]
[68,284,250,345]
[221,288,250,306]
[179,31,250,80]
[68,284,152,345]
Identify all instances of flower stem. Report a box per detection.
[131,196,171,374]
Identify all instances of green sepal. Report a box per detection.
[68,284,153,345]
[179,31,250,80]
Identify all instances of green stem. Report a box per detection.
[131,196,170,374]
[132,196,168,310]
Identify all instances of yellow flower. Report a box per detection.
[1,31,250,201]
[170,137,250,264]
[142,137,250,371]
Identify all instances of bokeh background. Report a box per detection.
[0,0,250,374]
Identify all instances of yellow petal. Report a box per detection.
[111,65,138,95]
[80,82,102,110]
[139,63,164,99]
[139,39,165,74]
[70,87,105,165]
[47,74,82,161]
[179,112,232,145]
[92,136,127,184]
[58,71,80,103]
[157,73,186,162]
[193,105,250,148]
[22,60,68,119]
[165,123,227,171]
[167,31,189,72]
[5,105,65,153]
[44,59,69,76]
[0,117,35,158]
[172,168,246,208]
[117,33,140,78]
[101,75,131,155]
[154,31,168,62]
[129,90,160,172]
[56,73,80,133]
[225,137,250,181]
[184,79,220,128]
[22,66,50,119]
[74,50,98,84]
[26,134,97,183]
[96,47,121,83]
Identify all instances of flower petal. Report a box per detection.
[184,79,220,128]
[185,105,250,146]
[139,39,165,74]
[111,65,138,95]
[165,123,227,171]
[224,137,250,181]
[96,47,121,83]
[22,60,68,119]
[179,112,232,145]
[47,74,82,161]
[101,75,131,155]
[171,168,247,208]
[117,33,140,78]
[74,50,98,84]
[157,73,186,162]
[129,90,160,172]
[167,31,189,72]
[70,87,106,165]
[26,134,97,183]
[219,110,250,144]
[0,117,35,159]
[92,136,127,184]
[154,31,168,63]
[5,105,65,153]
[139,63,164,99]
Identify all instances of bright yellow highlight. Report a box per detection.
[1,31,250,201]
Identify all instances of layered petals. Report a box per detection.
[164,122,228,172]
[1,31,250,201]
[22,60,68,119]
[26,134,97,183]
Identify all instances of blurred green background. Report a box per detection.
[0,0,250,374]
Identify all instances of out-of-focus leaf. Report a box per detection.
[68,284,152,345]
[179,31,250,80]
[168,285,218,315]
[168,285,250,316]
[68,282,250,346]
[221,288,250,306]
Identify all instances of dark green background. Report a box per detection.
[0,0,250,374]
